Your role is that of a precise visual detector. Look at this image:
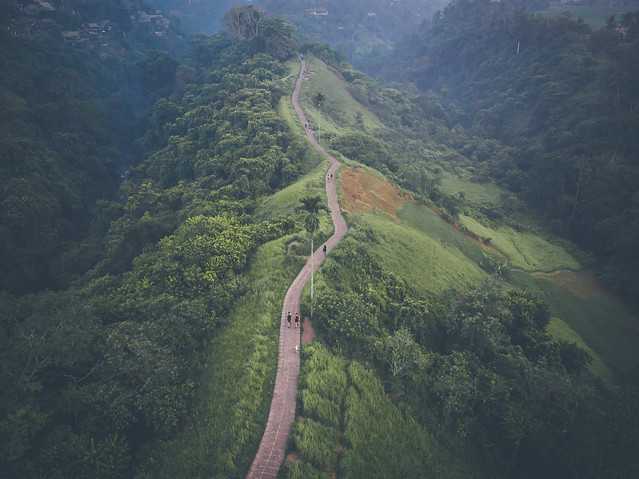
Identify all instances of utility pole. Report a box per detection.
[310,231,314,321]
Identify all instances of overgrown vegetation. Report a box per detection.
[0,0,183,293]
[389,0,639,303]
[288,233,639,478]
[283,38,639,478]
[0,11,309,477]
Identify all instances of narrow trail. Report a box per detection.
[246,58,348,479]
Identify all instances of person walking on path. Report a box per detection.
[294,313,300,328]
[287,311,292,328]
[323,244,327,255]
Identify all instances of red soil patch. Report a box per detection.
[302,318,316,344]
[340,167,412,220]
[286,452,300,464]
[533,270,606,299]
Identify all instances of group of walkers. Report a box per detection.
[286,311,300,328]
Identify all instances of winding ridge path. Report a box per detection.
[246,59,348,479]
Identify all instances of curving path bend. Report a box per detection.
[246,59,348,479]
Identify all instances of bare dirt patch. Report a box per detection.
[533,270,605,299]
[340,167,412,219]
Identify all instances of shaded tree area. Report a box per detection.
[310,232,639,479]
[0,23,307,478]
[224,5,297,60]
[0,0,183,294]
[389,0,639,302]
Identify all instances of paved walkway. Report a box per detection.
[246,59,348,479]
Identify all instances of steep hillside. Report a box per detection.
[282,54,639,478]
[387,0,639,303]
[0,23,312,477]
[295,54,639,379]
[0,0,184,293]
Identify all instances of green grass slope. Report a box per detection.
[299,56,637,379]
[139,235,302,478]
[511,270,639,378]
[299,56,383,138]
[358,213,487,295]
[460,215,581,272]
[284,343,470,479]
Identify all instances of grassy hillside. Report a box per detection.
[140,235,300,478]
[460,215,581,273]
[285,343,470,479]
[511,270,639,378]
[137,62,351,476]
[299,56,383,138]
[296,55,639,380]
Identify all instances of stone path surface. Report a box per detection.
[246,58,348,479]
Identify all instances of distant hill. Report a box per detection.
[145,0,239,33]
[144,1,451,67]
[259,0,450,67]
[0,0,184,293]
[382,0,639,303]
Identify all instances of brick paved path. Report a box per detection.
[246,58,348,479]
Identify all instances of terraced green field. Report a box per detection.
[460,215,581,272]
[439,170,503,209]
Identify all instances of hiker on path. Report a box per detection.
[323,244,327,255]
[287,311,292,328]
[294,313,300,328]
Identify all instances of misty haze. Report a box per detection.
[1,1,639,478]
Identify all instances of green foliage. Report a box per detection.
[314,290,381,354]
[376,328,428,378]
[330,133,392,171]
[398,0,639,303]
[224,6,297,60]
[287,344,462,479]
[137,236,300,478]
[307,217,639,478]
[0,20,310,478]
[292,418,339,471]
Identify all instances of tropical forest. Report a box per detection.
[1,1,639,479]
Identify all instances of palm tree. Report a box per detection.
[299,196,327,320]
[299,195,324,215]
[313,92,326,108]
